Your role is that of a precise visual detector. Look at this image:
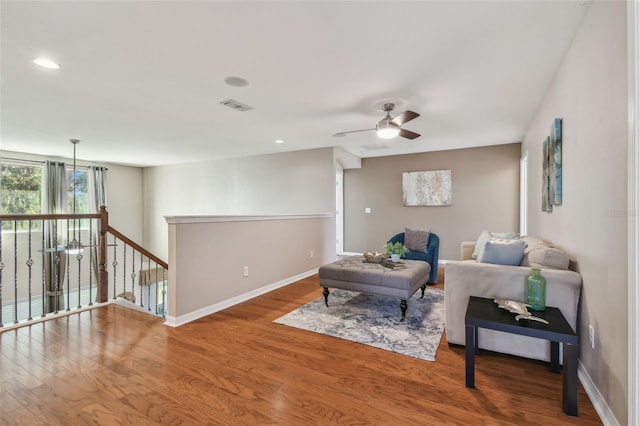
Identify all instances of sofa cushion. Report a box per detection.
[521,236,552,253]
[404,227,430,253]
[521,246,570,270]
[472,230,520,259]
[477,240,526,266]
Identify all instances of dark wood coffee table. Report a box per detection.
[464,296,579,416]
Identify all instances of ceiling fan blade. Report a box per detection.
[399,129,421,140]
[332,128,375,137]
[391,110,420,126]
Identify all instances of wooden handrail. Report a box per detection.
[107,226,169,269]
[1,206,168,304]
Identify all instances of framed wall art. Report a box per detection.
[402,170,452,206]
[542,118,562,212]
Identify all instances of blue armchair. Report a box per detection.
[387,232,439,284]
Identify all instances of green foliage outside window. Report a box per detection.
[1,164,42,231]
[1,163,90,231]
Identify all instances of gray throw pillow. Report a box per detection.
[477,240,526,266]
[404,227,430,253]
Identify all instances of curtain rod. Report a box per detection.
[0,156,108,170]
[0,156,45,165]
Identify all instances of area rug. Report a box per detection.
[273,287,445,361]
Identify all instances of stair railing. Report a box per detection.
[0,206,167,328]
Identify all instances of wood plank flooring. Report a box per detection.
[1,274,602,425]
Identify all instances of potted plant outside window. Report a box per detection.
[384,242,409,263]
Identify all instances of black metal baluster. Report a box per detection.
[66,218,70,312]
[13,220,18,323]
[122,244,127,300]
[112,235,118,300]
[88,220,93,306]
[149,258,154,313]
[26,220,34,320]
[162,267,166,318]
[129,248,136,304]
[41,220,46,318]
[0,221,4,327]
[53,221,60,314]
[76,249,83,310]
[139,251,144,308]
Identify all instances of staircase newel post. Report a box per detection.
[98,206,109,303]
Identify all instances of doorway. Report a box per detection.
[336,166,344,255]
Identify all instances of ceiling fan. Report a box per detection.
[333,103,420,140]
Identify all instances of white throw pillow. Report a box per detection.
[472,230,520,259]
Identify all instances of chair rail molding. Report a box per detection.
[628,1,640,425]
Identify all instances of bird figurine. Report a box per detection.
[494,298,549,324]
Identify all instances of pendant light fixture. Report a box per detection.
[66,138,83,254]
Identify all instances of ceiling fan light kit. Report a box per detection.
[376,119,400,139]
[68,139,84,254]
[334,102,420,141]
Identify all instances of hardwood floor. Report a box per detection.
[1,274,602,425]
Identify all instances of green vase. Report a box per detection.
[526,268,546,311]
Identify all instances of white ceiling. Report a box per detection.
[1,1,589,167]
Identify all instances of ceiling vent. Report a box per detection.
[220,99,253,112]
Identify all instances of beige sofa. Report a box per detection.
[445,237,582,362]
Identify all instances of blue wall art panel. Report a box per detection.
[550,118,562,205]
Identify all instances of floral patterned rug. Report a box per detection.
[273,287,445,362]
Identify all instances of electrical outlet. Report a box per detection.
[589,324,595,349]
[310,250,314,258]
[243,266,249,277]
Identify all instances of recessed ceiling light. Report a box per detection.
[224,76,249,87]
[33,58,60,69]
[275,139,285,144]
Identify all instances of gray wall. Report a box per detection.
[143,148,336,259]
[344,143,521,260]
[521,1,627,423]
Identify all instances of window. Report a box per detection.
[67,168,90,229]
[1,163,42,230]
[1,162,90,230]
[67,169,88,214]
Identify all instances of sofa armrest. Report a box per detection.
[461,241,475,260]
[444,260,582,361]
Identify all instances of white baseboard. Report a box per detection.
[579,361,620,425]
[164,268,319,327]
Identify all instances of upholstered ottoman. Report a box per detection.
[318,256,431,320]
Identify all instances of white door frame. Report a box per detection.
[520,151,528,237]
[335,165,344,255]
[628,1,639,423]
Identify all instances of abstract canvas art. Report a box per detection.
[542,136,552,212]
[402,170,452,206]
[550,118,562,205]
[542,118,562,212]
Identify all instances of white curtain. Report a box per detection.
[41,161,67,313]
[88,166,107,287]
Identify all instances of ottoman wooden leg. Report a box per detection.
[322,287,329,307]
[420,284,426,298]
[400,299,408,321]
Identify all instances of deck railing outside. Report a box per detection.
[0,207,167,328]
